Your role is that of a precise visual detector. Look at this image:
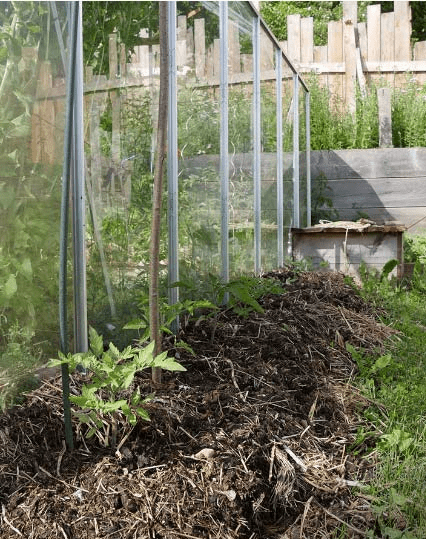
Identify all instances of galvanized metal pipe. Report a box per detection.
[306,91,311,227]
[168,1,179,312]
[71,0,87,355]
[253,15,261,273]
[219,2,229,284]
[276,48,284,267]
[293,74,300,229]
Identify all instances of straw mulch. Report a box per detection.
[0,269,400,538]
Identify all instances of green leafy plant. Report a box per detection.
[50,327,186,448]
[176,273,286,318]
[124,297,218,343]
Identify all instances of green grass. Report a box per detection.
[353,263,426,538]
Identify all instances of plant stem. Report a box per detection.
[149,2,168,384]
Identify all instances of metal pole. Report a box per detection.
[276,48,284,267]
[293,74,300,229]
[253,15,261,274]
[168,1,179,315]
[59,0,79,452]
[306,90,311,227]
[219,2,229,285]
[71,0,88,355]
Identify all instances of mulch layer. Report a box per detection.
[0,269,401,538]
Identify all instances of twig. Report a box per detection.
[57,440,66,476]
[268,443,276,481]
[314,499,366,535]
[1,505,23,536]
[38,466,89,492]
[282,444,307,473]
[300,496,313,539]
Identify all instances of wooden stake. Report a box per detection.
[150,3,168,384]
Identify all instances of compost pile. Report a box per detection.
[0,269,399,538]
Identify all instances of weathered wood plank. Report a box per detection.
[213,38,220,77]
[177,15,186,41]
[394,1,411,61]
[194,18,206,79]
[279,40,288,56]
[328,207,426,231]
[300,17,314,63]
[287,14,301,63]
[310,148,426,180]
[229,20,241,75]
[109,33,118,78]
[414,41,426,60]
[325,177,426,209]
[260,26,274,71]
[176,39,187,69]
[186,25,195,69]
[328,20,343,107]
[357,22,367,64]
[313,46,328,88]
[381,12,394,62]
[367,4,381,62]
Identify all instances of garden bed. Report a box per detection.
[0,270,400,538]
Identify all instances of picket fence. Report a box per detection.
[281,1,426,112]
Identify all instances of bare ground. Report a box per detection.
[0,269,401,538]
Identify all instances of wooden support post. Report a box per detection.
[377,87,393,148]
[343,1,358,115]
[328,20,343,110]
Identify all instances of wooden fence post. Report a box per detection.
[343,1,358,115]
[377,87,392,148]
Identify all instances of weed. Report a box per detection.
[356,261,426,536]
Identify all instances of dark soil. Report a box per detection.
[0,269,398,538]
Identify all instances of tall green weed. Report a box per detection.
[392,79,426,148]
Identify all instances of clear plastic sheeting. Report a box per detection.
[259,23,277,271]
[83,5,161,348]
[176,3,221,289]
[228,1,255,277]
[0,2,69,369]
[299,85,309,228]
[0,1,310,366]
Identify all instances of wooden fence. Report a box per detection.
[311,148,426,233]
[281,0,426,112]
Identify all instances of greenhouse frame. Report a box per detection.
[0,1,310,366]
